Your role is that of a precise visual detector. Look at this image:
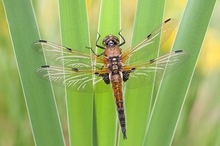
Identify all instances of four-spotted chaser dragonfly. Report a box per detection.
[33,18,186,139]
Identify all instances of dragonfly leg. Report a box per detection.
[94,73,110,84]
[86,46,104,57]
[102,74,110,84]
[122,71,130,82]
[96,32,105,49]
[118,30,125,47]
[122,68,135,82]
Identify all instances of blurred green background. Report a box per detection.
[0,0,220,145]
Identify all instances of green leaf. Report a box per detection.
[144,0,216,146]
[2,0,65,145]
[59,0,93,146]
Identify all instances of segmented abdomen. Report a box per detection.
[110,73,127,139]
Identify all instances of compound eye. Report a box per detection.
[113,37,119,45]
[102,38,108,46]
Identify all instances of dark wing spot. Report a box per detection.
[41,65,50,68]
[164,18,171,23]
[147,33,152,39]
[72,68,78,72]
[150,58,155,63]
[39,40,47,43]
[66,47,72,52]
[175,50,183,53]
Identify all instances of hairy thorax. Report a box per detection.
[104,47,122,57]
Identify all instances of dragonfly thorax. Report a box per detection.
[107,56,122,74]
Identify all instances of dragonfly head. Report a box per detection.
[102,35,120,47]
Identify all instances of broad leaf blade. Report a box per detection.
[59,0,93,146]
[2,0,65,145]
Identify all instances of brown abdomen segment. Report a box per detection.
[111,73,127,139]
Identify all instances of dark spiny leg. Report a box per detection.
[122,72,130,82]
[86,46,104,57]
[102,74,110,84]
[86,46,98,56]
[118,30,125,47]
[122,68,135,82]
[95,73,110,84]
[96,32,105,49]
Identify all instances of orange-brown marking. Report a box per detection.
[111,73,127,139]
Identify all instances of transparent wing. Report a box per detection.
[123,50,188,88]
[121,18,178,63]
[36,65,109,92]
[32,40,105,68]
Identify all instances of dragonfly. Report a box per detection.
[33,18,187,139]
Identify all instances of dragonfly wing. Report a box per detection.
[121,18,178,63]
[123,50,188,89]
[36,65,109,92]
[32,40,104,68]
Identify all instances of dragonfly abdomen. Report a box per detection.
[110,73,127,139]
